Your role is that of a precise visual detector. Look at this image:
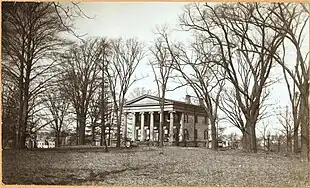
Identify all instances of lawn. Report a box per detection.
[2,146,309,186]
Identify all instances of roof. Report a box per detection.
[124,94,204,109]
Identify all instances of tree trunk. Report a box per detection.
[251,125,257,153]
[278,138,281,153]
[100,118,108,152]
[18,96,28,149]
[17,98,23,148]
[293,122,299,153]
[116,110,121,148]
[159,104,164,148]
[76,116,79,145]
[19,93,29,149]
[78,113,86,145]
[108,125,111,146]
[244,120,257,153]
[91,123,96,146]
[267,136,270,152]
[210,117,217,150]
[286,131,291,154]
[241,129,249,151]
[55,132,60,147]
[300,90,309,158]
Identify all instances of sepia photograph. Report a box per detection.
[2,1,309,186]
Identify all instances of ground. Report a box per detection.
[2,146,309,186]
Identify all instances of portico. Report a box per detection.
[123,94,210,146]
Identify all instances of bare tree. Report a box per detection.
[219,87,273,150]
[280,49,301,154]
[2,80,19,148]
[43,87,70,147]
[172,33,226,150]
[258,121,270,151]
[266,3,309,156]
[2,2,72,148]
[277,105,293,154]
[60,38,105,145]
[106,38,145,148]
[180,3,286,152]
[99,39,111,151]
[149,28,177,147]
[88,95,101,145]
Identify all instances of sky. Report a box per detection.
[69,2,308,136]
[72,2,192,99]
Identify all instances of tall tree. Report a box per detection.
[106,38,145,148]
[43,87,70,147]
[149,28,177,147]
[180,3,286,152]
[173,33,226,150]
[2,2,71,148]
[99,39,111,151]
[266,3,309,157]
[60,38,104,145]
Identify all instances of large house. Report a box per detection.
[123,94,211,147]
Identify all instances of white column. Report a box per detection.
[123,112,128,139]
[169,111,174,144]
[180,112,184,141]
[132,113,136,141]
[149,112,154,141]
[140,112,145,141]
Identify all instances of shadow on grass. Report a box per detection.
[63,167,141,185]
[3,166,142,185]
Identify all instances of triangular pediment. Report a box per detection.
[125,95,173,106]
[134,97,160,105]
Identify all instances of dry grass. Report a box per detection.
[2,146,308,186]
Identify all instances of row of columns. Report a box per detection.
[124,111,185,142]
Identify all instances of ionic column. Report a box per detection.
[132,113,136,141]
[180,112,184,141]
[140,112,145,141]
[149,112,154,141]
[123,112,128,139]
[169,111,174,144]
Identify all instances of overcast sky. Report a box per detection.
[70,2,308,136]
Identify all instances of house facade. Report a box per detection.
[123,95,211,147]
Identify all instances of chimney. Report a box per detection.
[185,95,191,104]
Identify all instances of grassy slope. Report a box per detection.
[2,147,308,186]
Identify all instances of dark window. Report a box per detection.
[204,130,208,140]
[184,129,189,140]
[195,115,198,123]
[155,113,159,121]
[204,117,208,124]
[184,114,189,123]
[194,129,198,140]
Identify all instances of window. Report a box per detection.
[194,129,198,140]
[195,115,198,123]
[204,130,208,140]
[155,113,159,121]
[184,129,189,140]
[184,114,189,123]
[204,117,208,124]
